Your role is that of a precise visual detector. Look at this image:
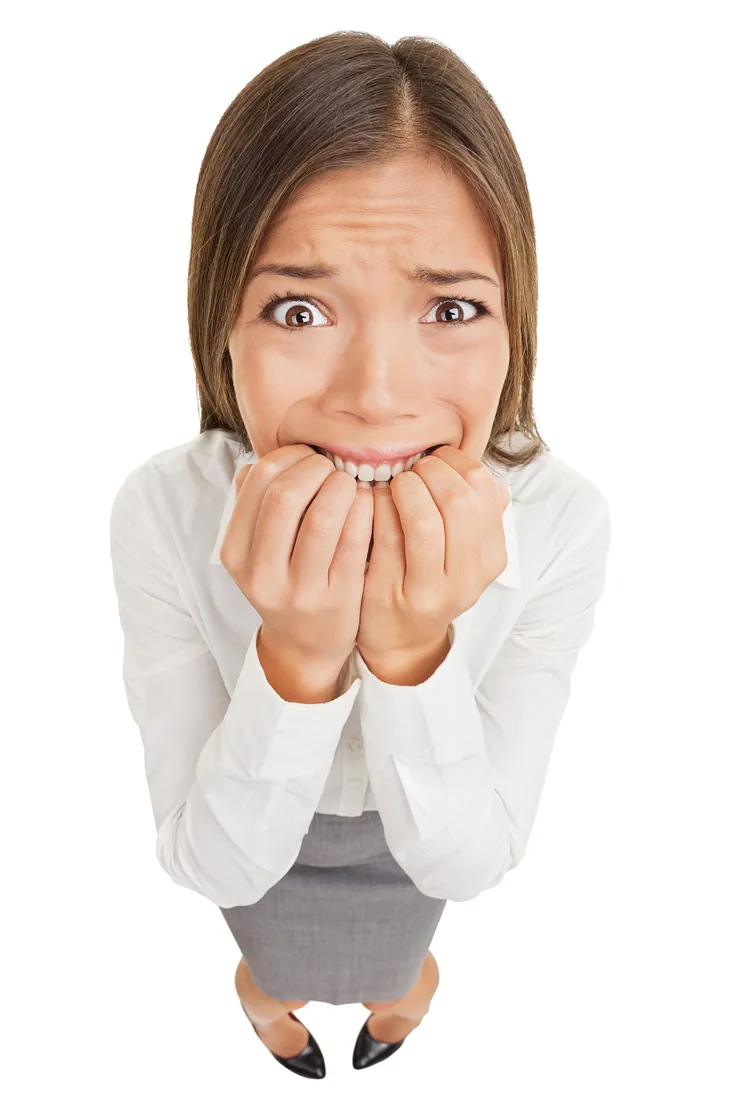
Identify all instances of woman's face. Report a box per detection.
[229,153,509,466]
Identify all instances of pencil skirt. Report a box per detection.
[218,808,448,1005]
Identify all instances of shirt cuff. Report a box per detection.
[353,616,486,765]
[224,625,362,780]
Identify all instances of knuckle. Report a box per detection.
[219,548,236,576]
[267,476,300,508]
[219,537,233,565]
[444,488,470,511]
[290,588,319,615]
[242,562,272,602]
[410,513,438,542]
[412,589,439,616]
[308,510,339,537]
[220,535,241,570]
[467,470,493,502]
[340,523,369,547]
[256,454,277,476]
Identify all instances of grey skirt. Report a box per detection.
[219,809,448,1006]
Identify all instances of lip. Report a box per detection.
[309,442,442,464]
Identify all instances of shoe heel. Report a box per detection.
[352,1011,408,1070]
[240,1002,326,1079]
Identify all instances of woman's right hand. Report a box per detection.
[220,444,374,673]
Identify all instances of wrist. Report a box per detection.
[257,627,350,703]
[357,630,451,686]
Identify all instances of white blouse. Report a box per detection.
[109,428,611,909]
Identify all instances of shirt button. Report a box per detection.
[347,737,362,752]
[346,777,363,788]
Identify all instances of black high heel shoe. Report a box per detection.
[352,1012,408,1070]
[240,1002,326,1079]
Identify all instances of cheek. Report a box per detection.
[451,355,508,425]
[232,350,307,448]
[460,352,506,401]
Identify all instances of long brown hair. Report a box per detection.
[188,30,548,471]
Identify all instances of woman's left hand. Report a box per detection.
[355,445,511,667]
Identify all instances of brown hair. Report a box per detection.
[188,30,548,471]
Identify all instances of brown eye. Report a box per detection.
[259,293,328,329]
[436,301,468,323]
[423,297,491,327]
[281,304,313,327]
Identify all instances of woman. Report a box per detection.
[109,30,611,1079]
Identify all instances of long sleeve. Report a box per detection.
[109,470,361,909]
[352,498,612,902]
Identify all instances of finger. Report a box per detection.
[409,455,477,582]
[416,453,508,582]
[388,469,445,593]
[255,457,346,588]
[368,480,406,582]
[428,445,509,515]
[329,481,374,587]
[235,463,253,493]
[290,470,364,588]
[222,446,326,573]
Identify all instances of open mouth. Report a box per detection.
[307,443,446,505]
[310,443,441,461]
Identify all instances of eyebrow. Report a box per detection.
[249,261,500,290]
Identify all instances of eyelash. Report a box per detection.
[257,290,492,332]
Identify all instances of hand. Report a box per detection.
[220,445,374,671]
[355,445,510,665]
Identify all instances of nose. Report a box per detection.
[326,330,426,427]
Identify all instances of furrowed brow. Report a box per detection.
[249,262,500,289]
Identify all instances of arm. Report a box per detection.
[352,497,612,901]
[109,470,361,909]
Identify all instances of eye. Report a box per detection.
[422,297,492,328]
[258,291,328,331]
[257,291,492,332]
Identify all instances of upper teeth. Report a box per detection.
[315,447,433,482]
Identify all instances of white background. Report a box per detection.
[3,2,728,1091]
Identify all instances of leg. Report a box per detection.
[234,956,310,1057]
[361,950,440,1044]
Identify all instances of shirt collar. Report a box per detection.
[209,453,521,589]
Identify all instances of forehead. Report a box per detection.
[260,155,501,276]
